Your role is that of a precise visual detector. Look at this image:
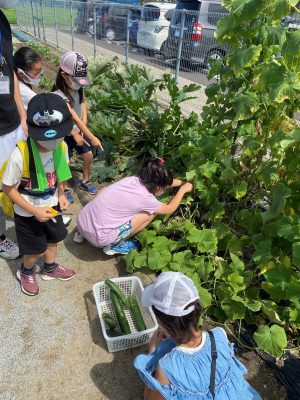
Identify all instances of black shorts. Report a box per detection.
[14,211,68,255]
[64,134,92,158]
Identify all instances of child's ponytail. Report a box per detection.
[137,157,173,194]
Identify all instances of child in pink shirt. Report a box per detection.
[75,158,193,255]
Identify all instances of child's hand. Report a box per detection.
[73,132,88,147]
[91,136,104,151]
[33,207,53,223]
[148,328,166,353]
[58,194,70,211]
[181,182,193,194]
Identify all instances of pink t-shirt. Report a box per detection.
[77,176,162,247]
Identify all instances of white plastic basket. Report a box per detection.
[93,276,158,352]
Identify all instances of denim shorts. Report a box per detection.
[111,221,132,245]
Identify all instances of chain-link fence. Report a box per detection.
[16,0,228,83]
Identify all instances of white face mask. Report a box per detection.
[37,138,63,151]
[18,68,41,87]
[0,0,18,8]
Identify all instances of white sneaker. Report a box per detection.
[73,230,84,244]
[62,215,72,227]
[0,234,20,259]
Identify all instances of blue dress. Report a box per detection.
[134,327,262,400]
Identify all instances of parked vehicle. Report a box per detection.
[104,5,141,42]
[137,3,176,55]
[87,4,109,38]
[161,0,229,67]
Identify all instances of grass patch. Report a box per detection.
[17,6,77,27]
[2,8,17,24]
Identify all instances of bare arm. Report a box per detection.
[156,182,193,215]
[81,97,88,125]
[13,72,28,135]
[171,179,185,188]
[66,103,103,150]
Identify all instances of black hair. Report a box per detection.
[137,157,173,194]
[153,300,202,344]
[52,67,83,107]
[13,46,42,75]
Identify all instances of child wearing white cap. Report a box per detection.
[52,51,103,199]
[134,272,262,400]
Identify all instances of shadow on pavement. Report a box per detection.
[90,346,144,400]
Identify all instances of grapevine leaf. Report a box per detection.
[282,29,300,61]
[253,325,287,358]
[133,250,148,269]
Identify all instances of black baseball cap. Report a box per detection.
[27,93,73,141]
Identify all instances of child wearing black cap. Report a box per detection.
[2,93,76,296]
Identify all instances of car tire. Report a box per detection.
[205,49,224,68]
[143,48,154,57]
[106,28,115,41]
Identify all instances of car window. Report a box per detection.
[172,1,200,25]
[141,5,161,21]
[164,9,174,22]
[112,7,127,17]
[207,3,227,25]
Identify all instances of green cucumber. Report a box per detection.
[102,312,116,330]
[106,329,124,337]
[110,292,131,335]
[105,279,130,308]
[128,295,146,331]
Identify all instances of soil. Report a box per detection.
[3,36,291,400]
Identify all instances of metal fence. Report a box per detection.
[15,0,228,88]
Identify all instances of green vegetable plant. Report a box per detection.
[124,0,300,358]
[85,57,200,178]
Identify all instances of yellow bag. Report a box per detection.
[0,140,67,218]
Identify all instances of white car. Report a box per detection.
[137,2,176,54]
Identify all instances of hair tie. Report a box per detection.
[156,157,164,164]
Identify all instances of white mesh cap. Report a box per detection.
[142,272,200,317]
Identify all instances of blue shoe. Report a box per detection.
[103,240,139,256]
[66,193,74,203]
[80,181,97,195]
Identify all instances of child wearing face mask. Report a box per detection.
[52,51,103,198]
[2,93,76,296]
[13,46,43,110]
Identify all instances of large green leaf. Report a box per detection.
[229,181,248,199]
[253,325,287,357]
[261,183,291,222]
[198,287,212,308]
[187,229,218,254]
[221,298,246,320]
[148,248,172,270]
[199,161,219,179]
[282,29,300,61]
[227,273,246,292]
[261,300,284,324]
[280,127,300,149]
[265,25,286,47]
[229,45,262,76]
[220,167,237,181]
[292,242,300,267]
[265,0,290,19]
[232,94,260,121]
